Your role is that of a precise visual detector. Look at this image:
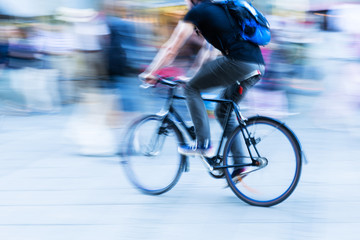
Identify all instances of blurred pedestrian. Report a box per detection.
[7,26,59,113]
[40,22,77,105]
[0,26,9,73]
[57,7,120,156]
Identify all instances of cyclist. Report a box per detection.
[140,0,265,177]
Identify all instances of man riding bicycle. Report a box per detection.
[140,0,265,178]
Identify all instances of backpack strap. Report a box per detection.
[219,1,244,41]
[222,2,235,29]
[214,1,240,56]
[216,35,229,56]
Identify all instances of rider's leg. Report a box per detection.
[180,57,264,156]
[183,57,239,150]
[215,75,263,174]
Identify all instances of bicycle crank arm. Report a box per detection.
[214,157,268,175]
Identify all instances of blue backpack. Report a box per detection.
[214,0,271,46]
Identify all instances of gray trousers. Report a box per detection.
[184,56,265,157]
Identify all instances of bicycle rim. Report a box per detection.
[122,115,185,195]
[224,116,302,207]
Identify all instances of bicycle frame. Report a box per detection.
[123,79,303,206]
[155,81,264,171]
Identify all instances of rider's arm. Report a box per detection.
[141,21,194,81]
[186,42,220,78]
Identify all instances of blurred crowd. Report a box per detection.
[0,0,360,155]
[0,2,160,155]
[0,5,152,110]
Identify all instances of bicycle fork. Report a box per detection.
[240,125,269,174]
[233,103,268,173]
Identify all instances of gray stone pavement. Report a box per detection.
[0,97,360,240]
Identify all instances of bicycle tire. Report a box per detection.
[223,116,302,207]
[121,114,186,195]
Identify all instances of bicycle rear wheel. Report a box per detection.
[223,116,302,207]
[121,115,186,195]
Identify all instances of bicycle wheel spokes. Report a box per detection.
[224,116,301,207]
[123,115,185,195]
[134,125,166,156]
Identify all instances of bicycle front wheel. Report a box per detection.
[121,115,186,195]
[224,116,302,207]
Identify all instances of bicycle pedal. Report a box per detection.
[233,174,246,183]
[223,173,247,189]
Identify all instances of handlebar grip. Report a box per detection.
[140,82,155,89]
[158,78,178,87]
[139,76,186,89]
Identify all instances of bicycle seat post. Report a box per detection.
[232,102,247,125]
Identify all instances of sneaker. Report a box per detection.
[178,142,213,157]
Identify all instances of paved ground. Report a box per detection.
[0,97,360,240]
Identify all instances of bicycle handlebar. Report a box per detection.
[139,75,187,89]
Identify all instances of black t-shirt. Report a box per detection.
[184,0,264,64]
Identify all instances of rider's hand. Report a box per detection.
[139,72,157,85]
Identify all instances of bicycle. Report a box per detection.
[120,76,304,207]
